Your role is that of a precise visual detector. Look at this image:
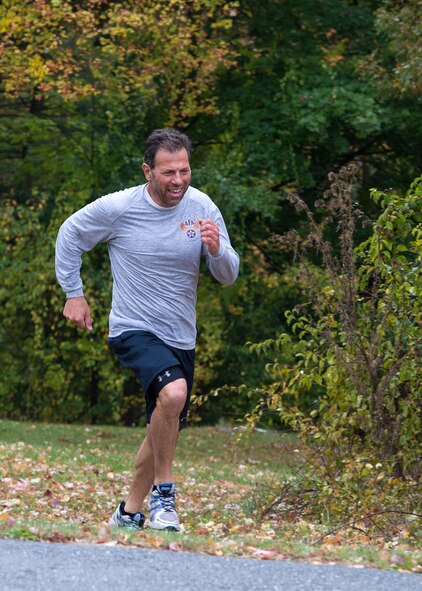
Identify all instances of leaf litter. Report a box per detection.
[0,423,420,572]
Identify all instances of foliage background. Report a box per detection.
[0,0,421,427]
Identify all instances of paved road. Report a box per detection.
[0,539,420,591]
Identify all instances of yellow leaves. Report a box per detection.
[227,304,244,316]
[204,538,224,556]
[143,533,165,548]
[210,18,233,31]
[28,54,49,84]
[0,15,20,34]
[0,0,239,116]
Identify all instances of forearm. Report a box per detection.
[55,218,87,297]
[207,245,240,286]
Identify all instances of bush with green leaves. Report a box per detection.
[244,167,421,536]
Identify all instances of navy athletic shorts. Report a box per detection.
[107,330,195,430]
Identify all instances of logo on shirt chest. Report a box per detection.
[180,216,201,242]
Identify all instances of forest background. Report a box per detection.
[0,0,421,429]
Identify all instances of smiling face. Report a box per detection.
[142,148,191,208]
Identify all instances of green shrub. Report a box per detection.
[243,166,421,535]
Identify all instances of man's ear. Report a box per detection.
[142,162,152,180]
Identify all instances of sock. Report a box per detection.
[120,501,140,516]
[153,483,174,494]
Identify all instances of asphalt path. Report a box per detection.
[0,539,421,591]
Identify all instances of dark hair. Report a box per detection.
[144,128,193,168]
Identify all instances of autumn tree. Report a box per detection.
[0,0,241,423]
[0,0,239,198]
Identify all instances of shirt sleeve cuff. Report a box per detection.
[65,288,84,299]
[209,245,225,259]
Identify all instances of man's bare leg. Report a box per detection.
[123,378,186,513]
[145,378,186,531]
[148,378,187,484]
[124,434,155,513]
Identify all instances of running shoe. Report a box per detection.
[146,483,182,532]
[109,501,145,530]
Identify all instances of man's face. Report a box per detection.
[142,148,191,208]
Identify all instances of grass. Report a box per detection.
[0,419,420,572]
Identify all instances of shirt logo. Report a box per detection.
[180,216,200,242]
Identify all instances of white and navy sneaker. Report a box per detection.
[146,483,183,532]
[109,501,145,530]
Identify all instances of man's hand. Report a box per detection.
[63,296,93,331]
[200,219,220,256]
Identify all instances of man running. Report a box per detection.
[55,128,239,531]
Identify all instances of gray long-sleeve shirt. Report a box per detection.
[55,184,240,349]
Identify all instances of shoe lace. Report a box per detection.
[157,491,175,512]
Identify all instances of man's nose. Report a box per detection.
[172,173,184,185]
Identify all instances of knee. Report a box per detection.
[156,379,187,418]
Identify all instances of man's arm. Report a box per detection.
[55,197,114,331]
[202,210,240,286]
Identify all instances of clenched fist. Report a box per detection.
[63,296,93,331]
[200,218,220,256]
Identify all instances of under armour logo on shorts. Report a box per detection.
[157,370,171,382]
